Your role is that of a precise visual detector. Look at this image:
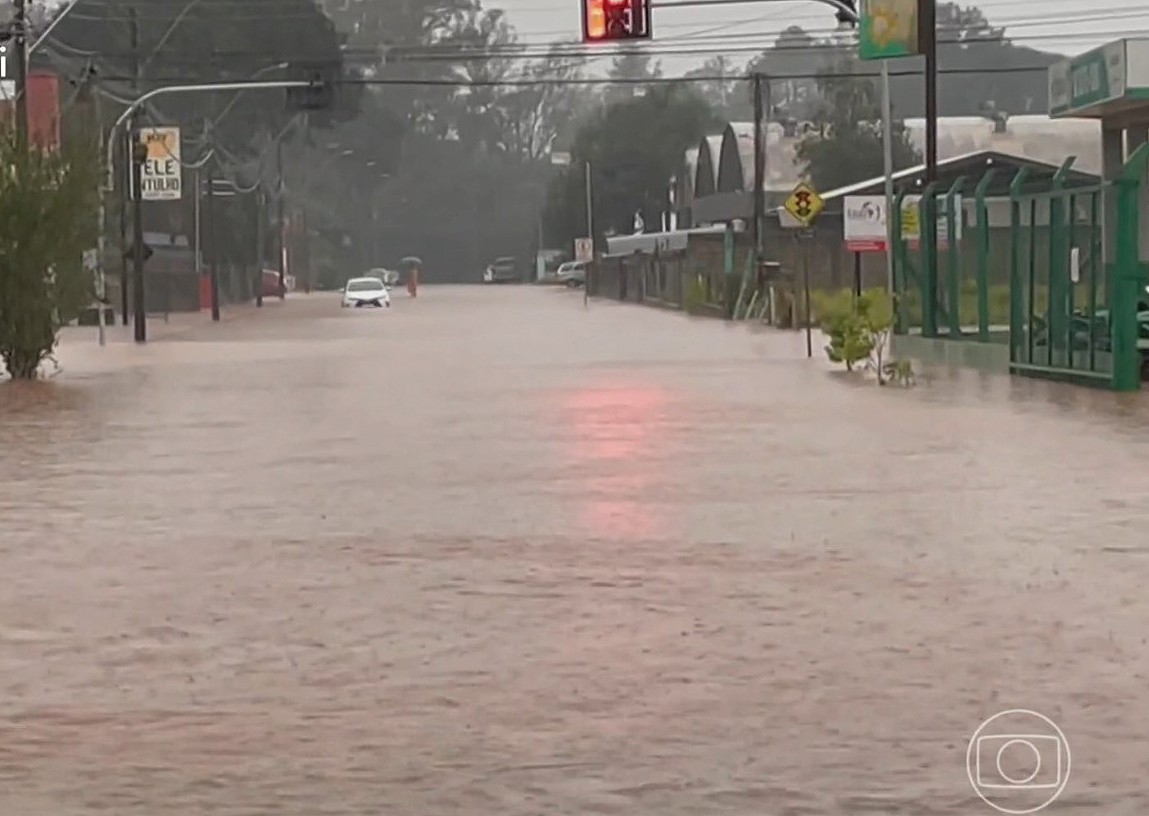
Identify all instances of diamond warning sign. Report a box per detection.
[783,181,823,228]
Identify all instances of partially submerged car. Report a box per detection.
[342,276,391,308]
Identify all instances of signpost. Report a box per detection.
[137,126,182,201]
[782,182,823,358]
[901,194,962,249]
[857,0,920,60]
[857,0,923,297]
[844,195,888,252]
[1048,41,1127,117]
[783,181,824,228]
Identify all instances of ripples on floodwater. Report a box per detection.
[3,288,1149,815]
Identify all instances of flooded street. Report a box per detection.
[4,285,1149,814]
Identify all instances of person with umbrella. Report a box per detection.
[400,257,421,297]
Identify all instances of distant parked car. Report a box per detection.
[555,260,587,287]
[482,256,520,284]
[260,269,284,297]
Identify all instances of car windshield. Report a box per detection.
[347,279,383,292]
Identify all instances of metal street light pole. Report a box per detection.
[584,160,593,309]
[97,79,311,340]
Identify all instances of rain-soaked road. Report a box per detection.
[3,285,1149,815]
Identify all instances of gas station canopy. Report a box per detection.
[1049,39,1149,124]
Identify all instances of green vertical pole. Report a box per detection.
[974,169,997,342]
[920,182,940,337]
[944,175,965,337]
[1046,157,1075,368]
[1008,168,1029,365]
[724,222,734,278]
[1112,143,1149,391]
[1088,191,1100,373]
[1028,198,1038,365]
[892,189,907,334]
[1067,191,1077,370]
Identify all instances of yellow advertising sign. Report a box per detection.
[900,203,919,240]
[138,126,182,201]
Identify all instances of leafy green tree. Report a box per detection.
[606,49,662,105]
[544,83,718,251]
[0,121,100,379]
[796,60,920,192]
[748,25,829,123]
[683,56,740,121]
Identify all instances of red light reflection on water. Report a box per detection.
[556,384,674,540]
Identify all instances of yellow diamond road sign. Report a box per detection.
[784,182,824,227]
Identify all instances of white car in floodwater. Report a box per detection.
[341,276,391,309]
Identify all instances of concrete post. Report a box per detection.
[1126,127,1149,261]
[1102,126,1124,267]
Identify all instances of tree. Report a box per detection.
[606,49,662,104]
[544,83,718,250]
[497,45,591,161]
[35,0,358,297]
[38,0,355,154]
[937,2,1004,42]
[0,121,100,379]
[748,26,830,122]
[796,59,920,192]
[683,56,741,121]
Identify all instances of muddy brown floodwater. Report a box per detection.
[3,286,1149,815]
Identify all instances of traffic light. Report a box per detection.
[835,0,858,26]
[581,0,651,42]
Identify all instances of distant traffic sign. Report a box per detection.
[574,236,593,262]
[783,182,823,228]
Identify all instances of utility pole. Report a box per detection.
[584,160,593,308]
[121,5,140,326]
[276,137,286,299]
[130,123,147,343]
[206,161,221,321]
[751,73,764,264]
[13,0,28,150]
[921,0,938,183]
[254,189,264,307]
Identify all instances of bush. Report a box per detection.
[684,275,708,314]
[0,123,100,379]
[818,288,896,380]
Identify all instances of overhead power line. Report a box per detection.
[45,28,1149,64]
[86,65,1054,87]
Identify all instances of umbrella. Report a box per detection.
[399,256,422,267]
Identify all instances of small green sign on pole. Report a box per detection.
[858,0,921,60]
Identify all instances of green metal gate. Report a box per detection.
[890,145,1149,391]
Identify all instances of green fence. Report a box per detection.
[891,146,1149,391]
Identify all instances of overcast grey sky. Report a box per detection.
[495,0,1149,75]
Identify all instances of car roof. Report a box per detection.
[347,276,384,284]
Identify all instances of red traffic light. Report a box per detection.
[581,0,651,42]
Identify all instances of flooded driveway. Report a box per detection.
[3,286,1149,815]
